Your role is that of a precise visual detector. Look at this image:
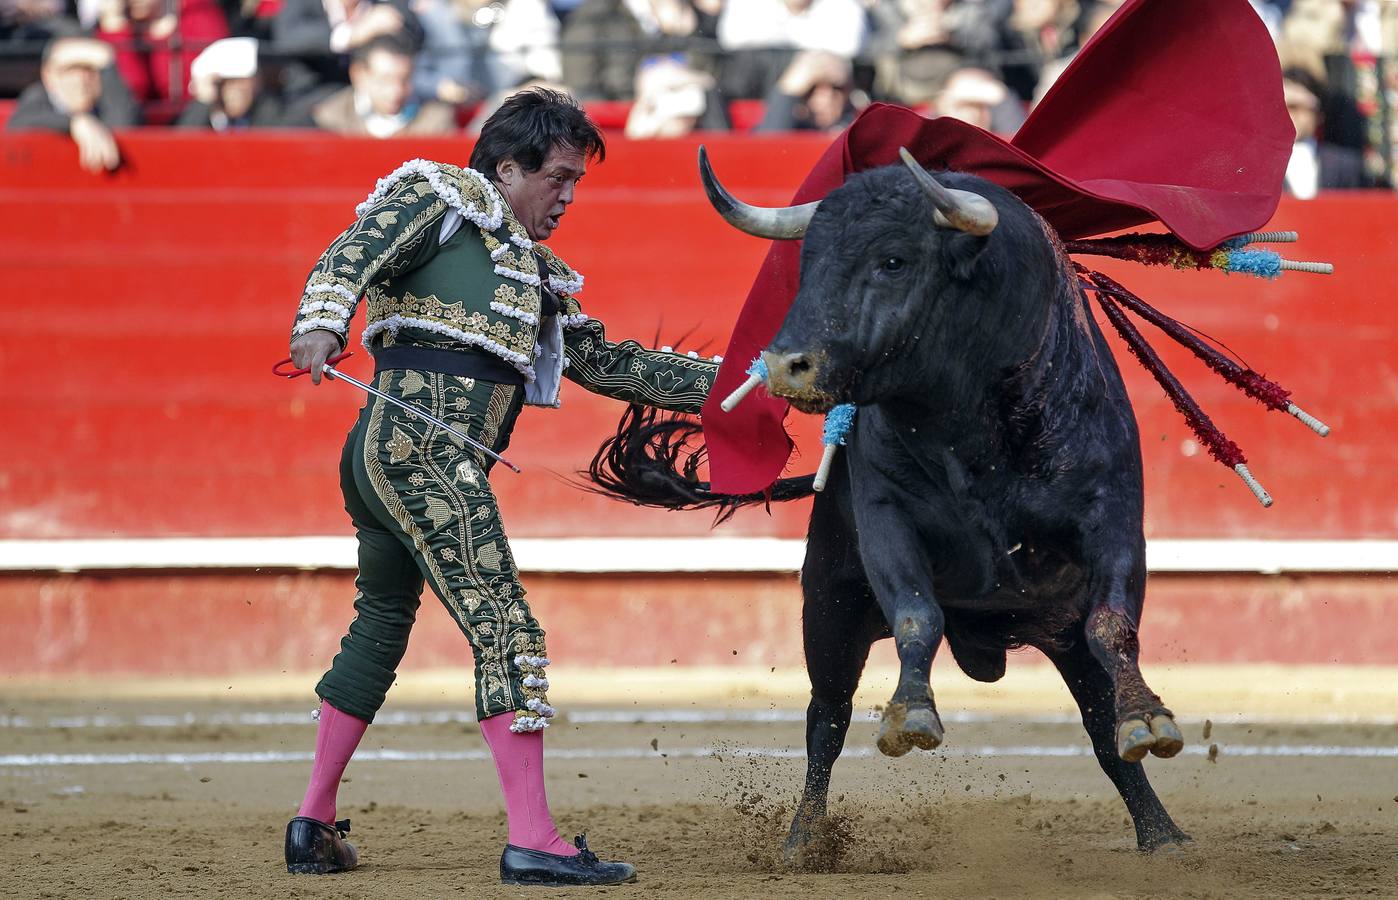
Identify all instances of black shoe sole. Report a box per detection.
[287,861,356,875]
[501,874,638,887]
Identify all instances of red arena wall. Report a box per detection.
[1,132,1394,676]
[2,131,1394,541]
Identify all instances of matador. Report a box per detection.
[282,88,715,887]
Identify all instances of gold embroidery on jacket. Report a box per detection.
[367,290,536,358]
[493,282,541,320]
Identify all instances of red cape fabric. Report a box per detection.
[702,0,1292,494]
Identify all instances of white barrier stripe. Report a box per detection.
[0,538,1394,575]
[5,708,1398,730]
[4,743,1398,768]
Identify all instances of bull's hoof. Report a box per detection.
[1116,718,1154,762]
[1150,839,1189,856]
[1148,715,1185,758]
[877,703,943,758]
[1117,715,1186,762]
[781,832,813,869]
[782,809,853,873]
[1139,827,1194,854]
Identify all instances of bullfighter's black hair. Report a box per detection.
[469,88,605,181]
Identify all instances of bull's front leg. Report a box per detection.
[875,590,945,757]
[853,492,946,758]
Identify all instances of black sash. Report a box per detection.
[371,341,526,386]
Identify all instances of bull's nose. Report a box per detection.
[762,350,818,395]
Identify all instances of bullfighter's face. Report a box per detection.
[495,143,587,242]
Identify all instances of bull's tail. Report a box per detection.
[585,404,815,523]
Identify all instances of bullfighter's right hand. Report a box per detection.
[289,330,342,385]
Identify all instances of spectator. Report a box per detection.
[1031,0,1120,106]
[1282,69,1369,198]
[755,48,856,133]
[96,0,230,105]
[871,0,1014,106]
[223,0,280,40]
[0,0,78,45]
[482,0,561,88]
[272,0,423,101]
[1274,0,1370,156]
[932,65,1021,135]
[1276,0,1351,84]
[176,35,284,128]
[717,0,866,99]
[408,0,496,106]
[6,33,139,172]
[560,0,647,100]
[998,0,1082,102]
[562,0,715,101]
[308,32,453,135]
[624,52,721,137]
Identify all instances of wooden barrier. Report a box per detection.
[1,569,1393,675]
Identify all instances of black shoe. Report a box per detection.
[285,816,359,875]
[500,834,637,886]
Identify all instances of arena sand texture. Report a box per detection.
[5,663,1398,899]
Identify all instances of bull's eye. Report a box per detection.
[879,256,906,276]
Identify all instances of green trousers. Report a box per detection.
[316,368,554,729]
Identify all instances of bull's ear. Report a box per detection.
[943,230,990,281]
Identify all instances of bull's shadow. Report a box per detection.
[589,148,1190,859]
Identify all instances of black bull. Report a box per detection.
[589,150,1191,857]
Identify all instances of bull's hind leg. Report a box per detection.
[1045,639,1190,851]
[1086,604,1185,762]
[1082,557,1184,762]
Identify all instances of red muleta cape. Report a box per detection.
[702,0,1293,494]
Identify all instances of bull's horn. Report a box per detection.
[898,147,998,236]
[699,145,819,240]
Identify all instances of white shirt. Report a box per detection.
[1286,139,1319,200]
[717,0,867,58]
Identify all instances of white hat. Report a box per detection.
[190,37,259,84]
[940,68,1008,108]
[46,37,114,71]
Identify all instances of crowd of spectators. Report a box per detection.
[1,0,1394,192]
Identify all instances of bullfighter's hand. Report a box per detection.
[290,330,342,385]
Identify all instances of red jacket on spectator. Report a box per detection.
[99,0,230,104]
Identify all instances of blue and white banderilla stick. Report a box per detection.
[719,356,769,412]
[273,352,522,474]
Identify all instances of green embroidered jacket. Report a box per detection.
[292,159,718,411]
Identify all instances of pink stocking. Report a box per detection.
[479,714,578,856]
[297,701,370,824]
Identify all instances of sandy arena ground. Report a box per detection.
[5,663,1398,899]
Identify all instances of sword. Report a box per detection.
[274,353,522,474]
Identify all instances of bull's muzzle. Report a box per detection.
[762,350,832,412]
